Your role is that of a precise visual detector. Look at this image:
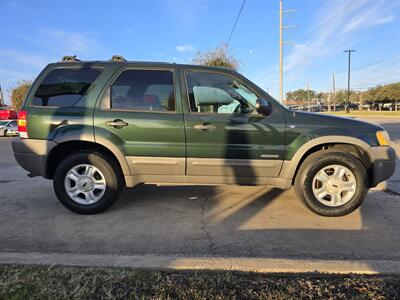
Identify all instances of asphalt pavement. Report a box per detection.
[0,116,399,273]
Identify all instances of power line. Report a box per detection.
[227,0,246,45]
[338,56,400,74]
[308,56,400,81]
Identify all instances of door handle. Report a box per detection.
[105,119,129,128]
[194,123,216,131]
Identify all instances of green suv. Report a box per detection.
[12,56,396,216]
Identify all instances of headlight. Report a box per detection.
[376,130,390,146]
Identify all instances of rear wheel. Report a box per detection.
[53,151,122,214]
[3,130,7,137]
[294,150,368,216]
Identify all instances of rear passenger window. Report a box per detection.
[32,68,101,107]
[111,70,175,111]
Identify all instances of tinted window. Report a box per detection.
[10,121,17,126]
[32,68,101,107]
[186,71,258,114]
[111,70,174,111]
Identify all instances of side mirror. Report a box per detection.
[256,98,272,116]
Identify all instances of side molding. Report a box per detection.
[187,158,282,178]
[126,156,185,175]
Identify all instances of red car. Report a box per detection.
[0,109,17,120]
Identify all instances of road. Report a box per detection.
[0,117,399,272]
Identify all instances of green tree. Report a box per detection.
[333,89,358,103]
[10,81,31,111]
[286,89,316,103]
[192,44,240,71]
[362,82,400,103]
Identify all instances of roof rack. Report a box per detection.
[110,55,126,62]
[61,55,81,62]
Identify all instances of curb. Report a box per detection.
[1,252,400,274]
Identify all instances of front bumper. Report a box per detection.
[7,130,19,136]
[368,146,397,187]
[12,138,56,177]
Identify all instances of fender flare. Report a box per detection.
[279,135,371,180]
[51,131,131,176]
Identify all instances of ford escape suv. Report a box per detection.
[12,55,396,216]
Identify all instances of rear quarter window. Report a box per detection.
[32,68,101,107]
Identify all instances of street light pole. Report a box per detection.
[307,82,310,112]
[279,0,283,105]
[0,83,4,107]
[344,49,355,113]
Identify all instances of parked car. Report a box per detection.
[0,120,18,136]
[12,56,396,216]
[0,109,17,120]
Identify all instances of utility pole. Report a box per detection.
[332,73,336,112]
[344,49,356,113]
[279,0,294,107]
[327,94,331,112]
[279,0,283,106]
[0,83,3,107]
[307,82,310,112]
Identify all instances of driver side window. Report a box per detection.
[185,71,258,114]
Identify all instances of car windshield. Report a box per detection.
[0,121,9,126]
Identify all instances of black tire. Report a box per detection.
[53,151,122,214]
[294,150,369,217]
[3,130,7,137]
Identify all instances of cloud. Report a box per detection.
[39,27,100,55]
[0,49,49,104]
[351,56,400,88]
[342,7,395,34]
[0,49,49,70]
[0,27,104,104]
[176,44,196,53]
[374,14,395,25]
[252,0,399,99]
[284,1,397,74]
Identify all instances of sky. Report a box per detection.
[0,0,399,104]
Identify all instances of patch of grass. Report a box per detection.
[321,111,400,117]
[0,265,399,299]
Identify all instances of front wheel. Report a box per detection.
[53,152,122,214]
[294,150,369,217]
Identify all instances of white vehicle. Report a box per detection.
[0,120,18,136]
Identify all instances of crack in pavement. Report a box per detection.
[375,201,400,229]
[382,188,400,197]
[201,193,215,251]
